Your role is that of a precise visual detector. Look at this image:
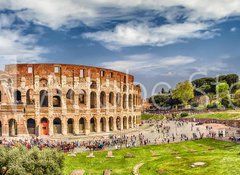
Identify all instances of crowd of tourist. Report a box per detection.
[0,119,238,152]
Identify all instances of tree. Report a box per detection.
[0,146,64,175]
[172,80,194,107]
[216,82,229,99]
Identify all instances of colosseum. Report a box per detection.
[0,64,142,137]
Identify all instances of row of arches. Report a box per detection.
[13,89,140,108]
[0,116,137,136]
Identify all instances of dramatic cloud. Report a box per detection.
[101,54,196,73]
[83,22,216,50]
[0,14,48,68]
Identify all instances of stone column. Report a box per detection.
[84,117,90,135]
[2,116,8,137]
[113,117,117,131]
[74,117,79,135]
[105,117,109,132]
[96,117,101,133]
[49,119,53,136]
[62,117,67,135]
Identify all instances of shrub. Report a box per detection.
[0,146,64,175]
[207,103,218,109]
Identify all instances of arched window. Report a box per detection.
[53,89,61,107]
[128,94,133,108]
[79,89,86,105]
[26,89,34,105]
[66,89,74,105]
[100,91,106,108]
[0,91,2,103]
[40,90,48,107]
[116,93,121,107]
[123,94,127,109]
[90,91,97,108]
[109,92,114,106]
[90,81,97,89]
[39,78,48,87]
[14,90,22,104]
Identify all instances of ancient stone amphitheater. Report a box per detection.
[0,64,142,137]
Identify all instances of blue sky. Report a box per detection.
[0,0,240,97]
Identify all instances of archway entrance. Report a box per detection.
[40,118,49,135]
[116,117,121,130]
[79,117,85,133]
[100,117,106,132]
[109,117,114,131]
[9,119,17,136]
[53,118,62,134]
[90,117,96,132]
[67,118,74,134]
[27,118,36,135]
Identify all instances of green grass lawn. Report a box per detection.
[187,112,240,120]
[64,139,240,175]
[141,113,165,120]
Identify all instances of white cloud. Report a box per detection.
[1,0,240,29]
[101,54,196,73]
[0,14,48,69]
[83,22,216,50]
[230,27,237,32]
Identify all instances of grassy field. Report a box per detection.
[141,113,165,120]
[187,112,240,120]
[64,139,240,175]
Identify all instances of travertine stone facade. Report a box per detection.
[0,64,142,137]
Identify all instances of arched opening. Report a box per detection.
[14,90,22,104]
[67,118,74,134]
[27,118,36,135]
[9,119,17,136]
[53,89,61,107]
[128,116,132,128]
[109,117,114,131]
[116,93,121,107]
[123,94,127,109]
[123,116,127,129]
[0,121,2,136]
[79,117,86,133]
[79,90,86,105]
[66,89,74,106]
[116,117,121,130]
[129,94,133,108]
[90,91,97,108]
[100,117,106,132]
[39,78,48,87]
[109,92,114,107]
[40,118,49,135]
[53,118,62,134]
[90,81,97,89]
[26,89,34,105]
[90,117,96,132]
[40,90,48,107]
[100,91,106,108]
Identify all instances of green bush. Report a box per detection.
[207,103,218,109]
[0,145,64,175]
[180,112,189,117]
